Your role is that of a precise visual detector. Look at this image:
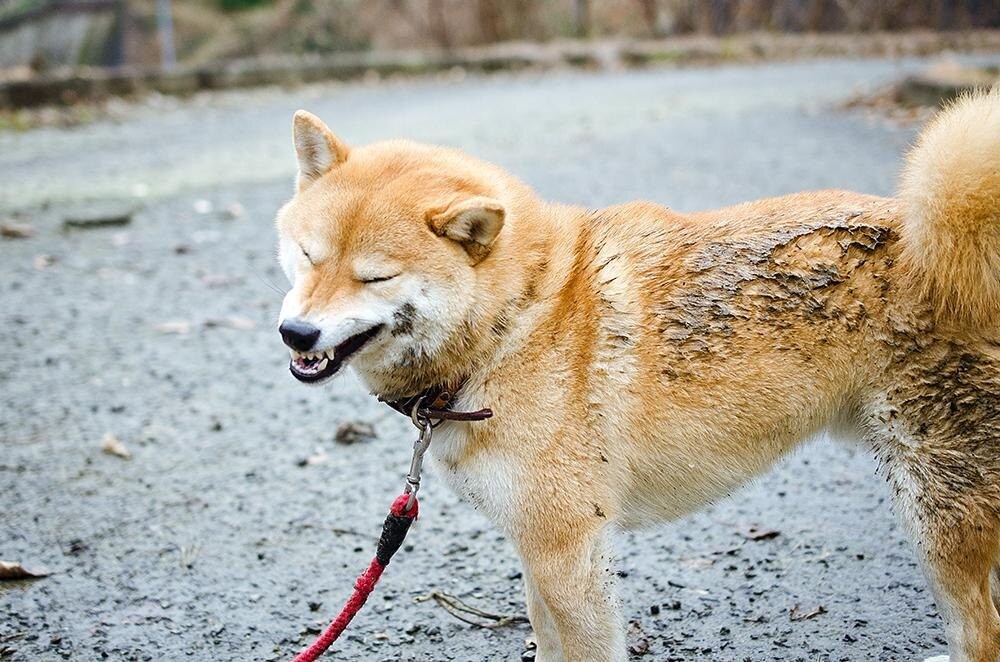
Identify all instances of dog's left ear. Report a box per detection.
[427,196,505,264]
[292,110,349,192]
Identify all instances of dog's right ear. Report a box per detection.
[292,110,349,191]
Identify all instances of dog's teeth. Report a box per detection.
[317,357,328,371]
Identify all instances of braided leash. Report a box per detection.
[292,393,492,661]
[292,493,418,662]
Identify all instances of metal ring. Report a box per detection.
[410,395,428,430]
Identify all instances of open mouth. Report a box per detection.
[288,324,384,383]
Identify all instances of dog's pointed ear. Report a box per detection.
[427,196,505,264]
[293,110,349,191]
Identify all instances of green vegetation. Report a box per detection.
[218,0,272,11]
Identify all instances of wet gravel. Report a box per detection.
[3,55,996,660]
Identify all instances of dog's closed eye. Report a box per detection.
[358,273,400,284]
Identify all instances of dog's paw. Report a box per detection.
[921,656,949,662]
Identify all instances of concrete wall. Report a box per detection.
[0,4,117,68]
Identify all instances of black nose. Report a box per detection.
[279,318,321,352]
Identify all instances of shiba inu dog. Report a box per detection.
[274,90,1000,661]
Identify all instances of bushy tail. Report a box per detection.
[900,87,1000,330]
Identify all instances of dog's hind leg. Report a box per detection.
[913,515,1000,662]
[863,340,1000,661]
[866,342,1000,661]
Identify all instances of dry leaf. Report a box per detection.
[223,202,245,220]
[790,603,826,621]
[154,321,191,334]
[679,556,715,570]
[628,639,650,656]
[198,274,244,288]
[305,447,328,466]
[0,560,50,580]
[203,316,255,330]
[335,421,376,445]
[33,254,56,270]
[63,207,134,230]
[1,222,36,239]
[741,525,780,541]
[101,433,132,459]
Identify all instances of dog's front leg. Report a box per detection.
[524,568,564,662]
[519,525,625,662]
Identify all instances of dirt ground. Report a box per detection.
[3,55,997,660]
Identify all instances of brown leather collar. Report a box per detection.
[380,381,493,422]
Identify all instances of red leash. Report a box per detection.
[291,393,493,661]
[292,494,418,662]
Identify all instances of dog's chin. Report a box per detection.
[288,324,385,385]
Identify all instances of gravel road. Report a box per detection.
[3,55,996,661]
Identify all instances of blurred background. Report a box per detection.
[1,2,999,661]
[1,0,998,72]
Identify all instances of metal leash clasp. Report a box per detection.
[403,397,434,511]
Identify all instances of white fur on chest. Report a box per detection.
[428,422,518,533]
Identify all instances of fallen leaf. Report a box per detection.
[790,603,826,621]
[101,433,132,459]
[33,254,56,270]
[305,447,328,466]
[335,421,376,445]
[628,639,650,656]
[154,320,191,334]
[679,556,715,570]
[203,316,255,330]
[741,525,780,541]
[0,560,50,580]
[1,222,36,239]
[222,202,245,220]
[198,273,244,288]
[63,207,134,230]
[627,620,650,656]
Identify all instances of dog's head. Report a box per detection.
[275,111,517,398]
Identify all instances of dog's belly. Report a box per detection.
[614,426,817,529]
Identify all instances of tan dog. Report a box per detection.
[274,90,1000,662]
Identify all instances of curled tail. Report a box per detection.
[900,87,1000,329]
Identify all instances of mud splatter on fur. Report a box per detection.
[392,302,416,336]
